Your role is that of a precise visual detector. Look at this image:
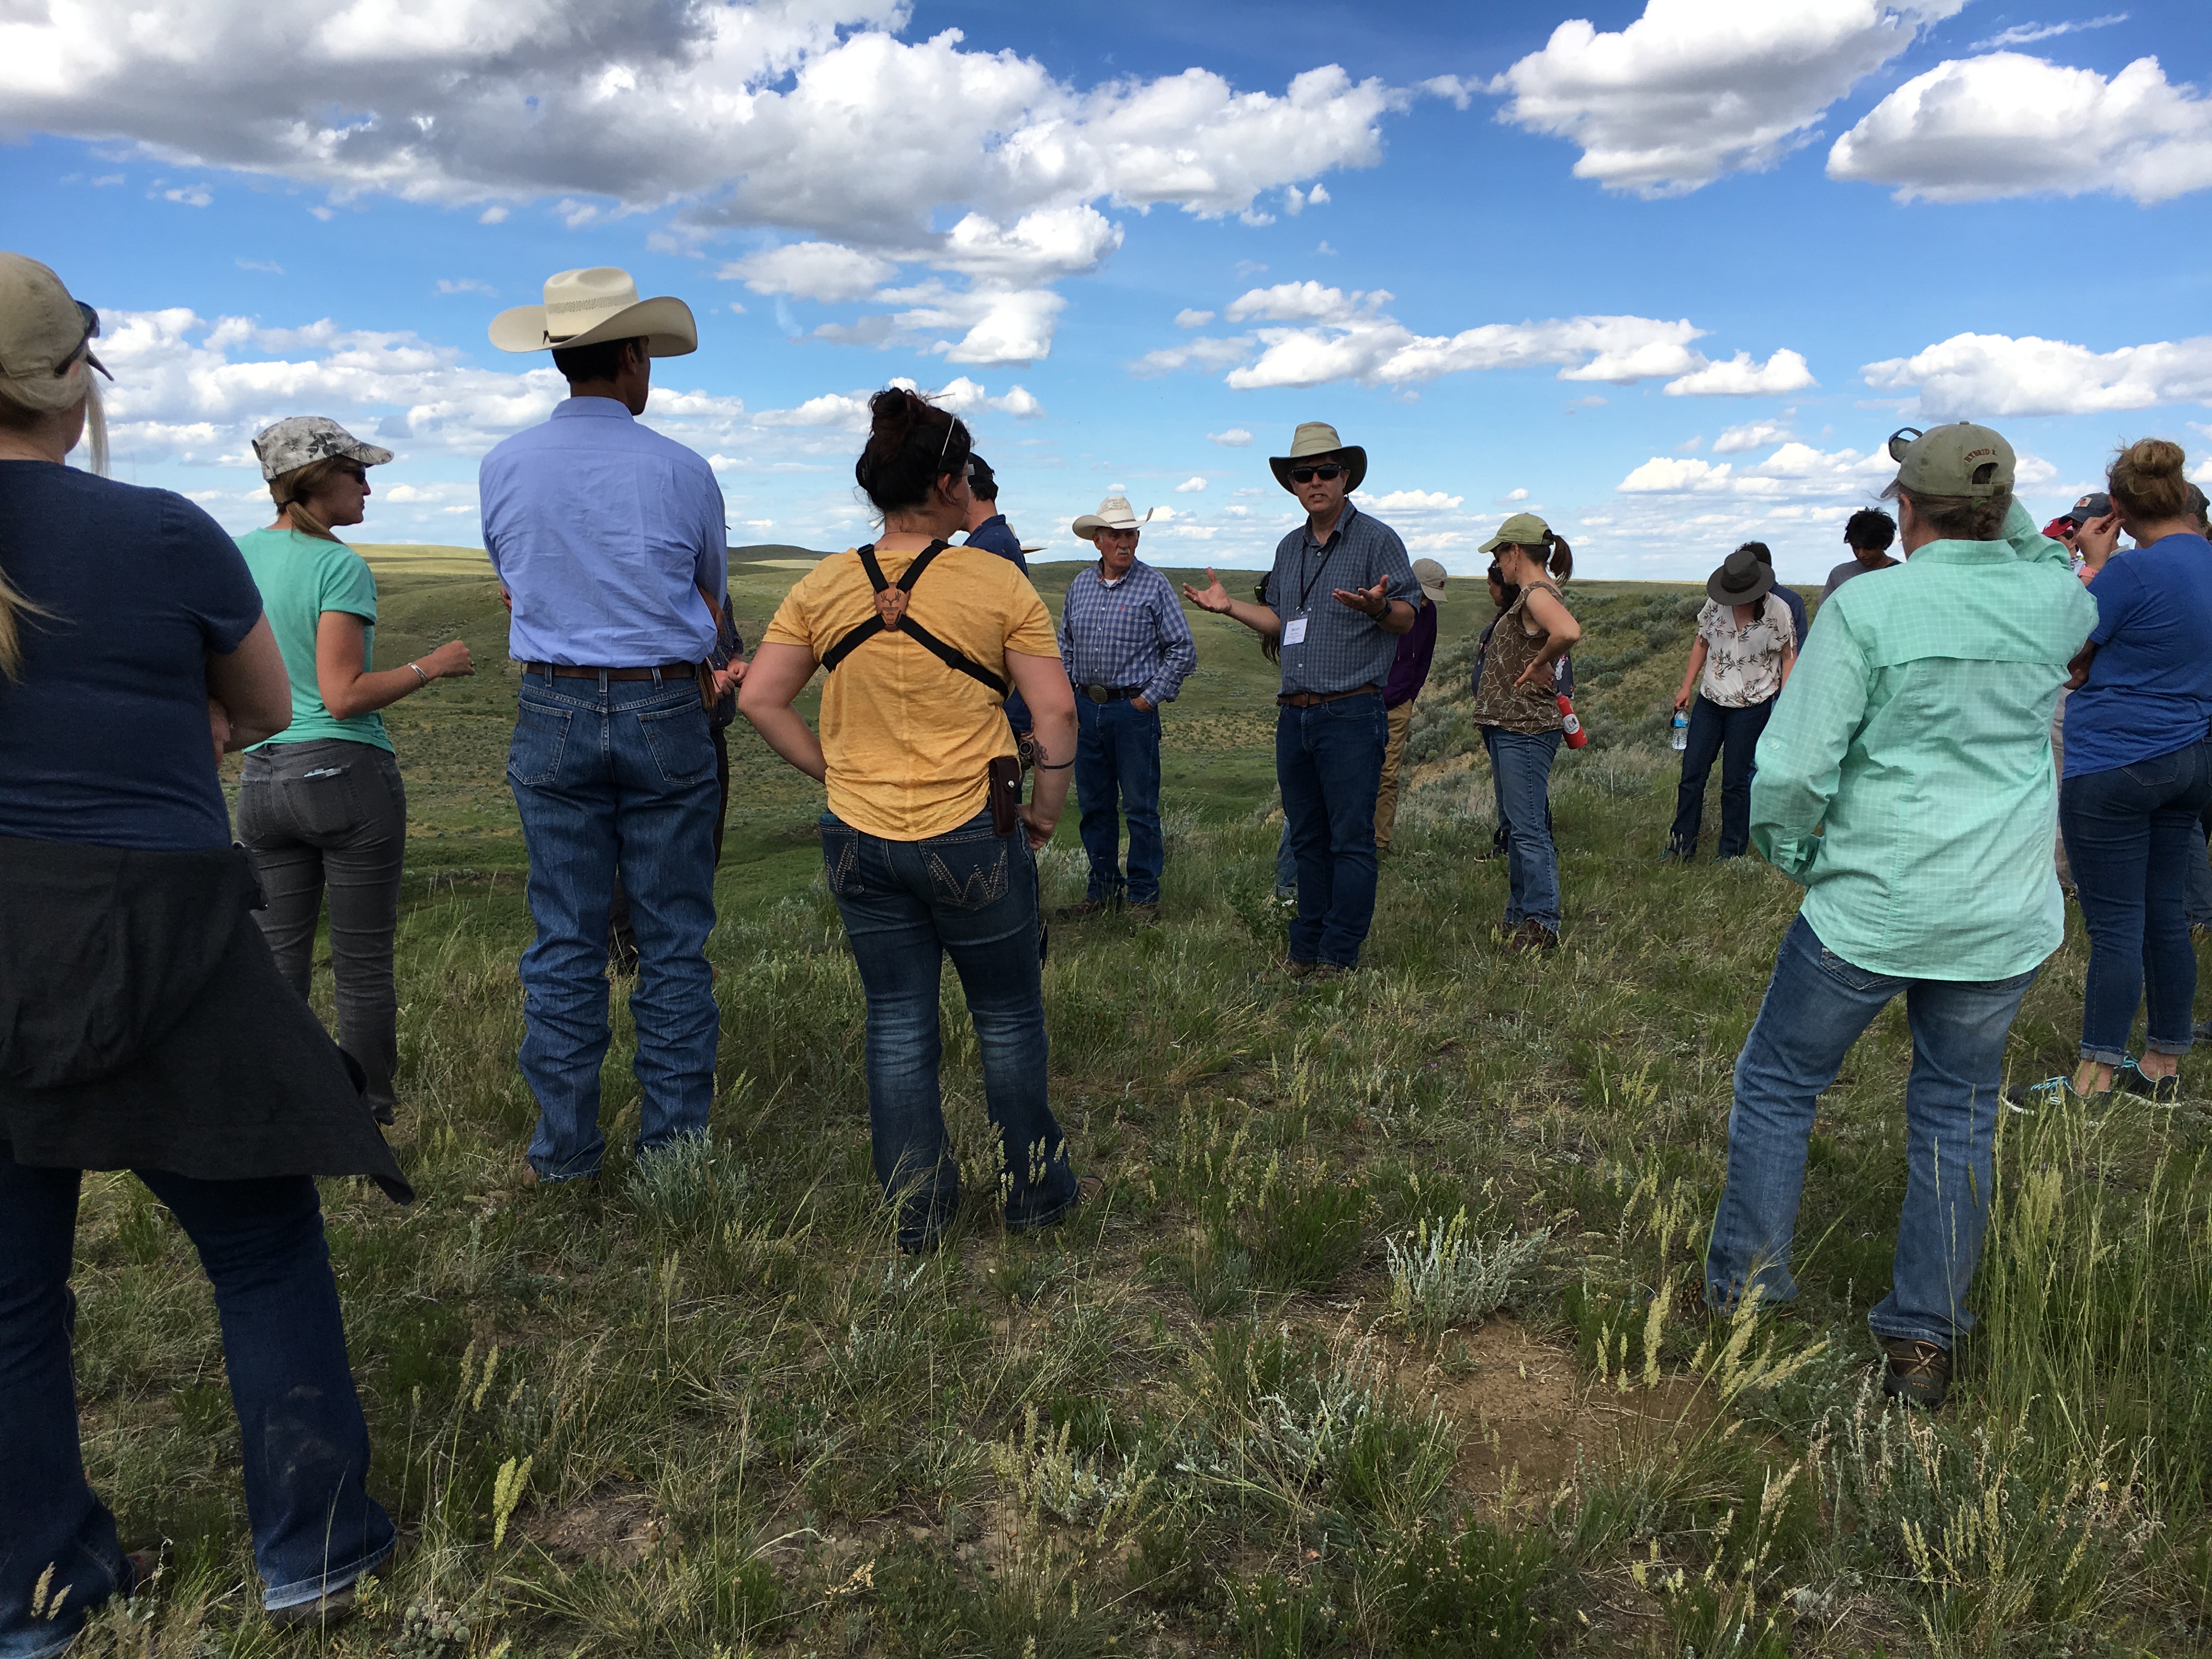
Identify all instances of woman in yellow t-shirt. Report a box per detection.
[741,389,1086,1253]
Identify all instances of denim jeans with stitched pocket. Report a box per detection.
[2061,738,2212,1063]
[0,1148,392,1659]
[1074,695,1165,905]
[1277,692,1388,968]
[1704,915,2038,1350]
[1486,726,1564,931]
[508,670,720,1181]
[821,808,1076,1249]
[237,738,407,1114]
[1668,693,1774,860]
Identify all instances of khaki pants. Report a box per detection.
[1375,699,1417,850]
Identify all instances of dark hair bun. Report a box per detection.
[855,388,972,516]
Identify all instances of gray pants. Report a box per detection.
[236,738,407,1113]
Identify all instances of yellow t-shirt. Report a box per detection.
[764,543,1059,839]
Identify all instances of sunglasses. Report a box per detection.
[1886,426,1923,463]
[1289,463,1345,483]
[64,299,111,381]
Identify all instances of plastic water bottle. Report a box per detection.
[1671,709,1689,751]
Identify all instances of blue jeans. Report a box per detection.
[0,1150,392,1658]
[1278,693,1388,968]
[1486,727,1564,930]
[820,809,1077,1250]
[1668,693,1773,858]
[509,671,720,1181]
[1705,916,2038,1349]
[2183,809,2212,928]
[1074,696,1164,905]
[2060,740,2212,1062]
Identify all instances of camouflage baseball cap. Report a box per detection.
[250,415,393,482]
[1894,422,2014,499]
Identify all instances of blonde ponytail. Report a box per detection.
[269,458,349,543]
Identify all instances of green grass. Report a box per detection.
[67,566,2212,1655]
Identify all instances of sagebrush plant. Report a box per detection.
[58,569,2212,1653]
[1384,1207,1550,1336]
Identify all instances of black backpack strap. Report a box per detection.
[821,541,1008,697]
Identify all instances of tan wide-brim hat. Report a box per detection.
[1072,495,1154,541]
[1268,420,1367,494]
[488,266,698,356]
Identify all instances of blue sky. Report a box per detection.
[4,0,2209,580]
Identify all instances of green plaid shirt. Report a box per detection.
[1752,503,2100,980]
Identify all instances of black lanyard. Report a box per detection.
[1296,528,1345,613]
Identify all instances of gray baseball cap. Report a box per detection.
[251,415,393,482]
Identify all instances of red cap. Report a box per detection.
[2041,516,2075,540]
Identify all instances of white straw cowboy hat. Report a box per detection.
[1268,421,1367,494]
[1071,495,1154,541]
[488,267,698,356]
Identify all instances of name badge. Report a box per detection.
[1282,615,1308,646]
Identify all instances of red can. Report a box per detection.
[1557,693,1588,749]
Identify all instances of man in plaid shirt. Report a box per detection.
[1056,495,1198,921]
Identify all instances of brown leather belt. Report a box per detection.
[1278,682,1379,708]
[524,662,695,681]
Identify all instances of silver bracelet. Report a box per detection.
[407,662,430,688]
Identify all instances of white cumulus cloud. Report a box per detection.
[1208,427,1254,446]
[1357,489,1464,512]
[1712,417,1795,454]
[723,241,900,302]
[1862,331,2212,417]
[1174,476,1208,493]
[1827,52,2212,204]
[1176,309,1217,329]
[1662,349,1816,397]
[1492,0,1966,197]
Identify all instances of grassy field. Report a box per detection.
[61,553,2212,1657]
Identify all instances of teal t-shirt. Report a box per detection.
[234,526,393,752]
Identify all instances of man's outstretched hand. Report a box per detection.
[1332,577,1391,618]
[1181,569,1233,613]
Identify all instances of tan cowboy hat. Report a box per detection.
[488,267,698,356]
[1071,495,1154,541]
[1268,420,1367,494]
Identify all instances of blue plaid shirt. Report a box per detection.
[1262,503,1418,695]
[1058,558,1198,705]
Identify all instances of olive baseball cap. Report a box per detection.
[0,252,107,414]
[1894,421,2015,499]
[1479,511,1551,554]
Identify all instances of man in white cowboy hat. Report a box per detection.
[1183,422,1418,977]
[478,266,741,1186]
[1056,495,1198,921]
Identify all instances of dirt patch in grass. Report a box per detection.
[525,1480,671,1568]
[1389,1319,1711,1504]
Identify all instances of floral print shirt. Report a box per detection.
[1697,594,1793,708]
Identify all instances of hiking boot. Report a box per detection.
[1878,1338,1952,1410]
[1657,846,1692,866]
[1125,901,1161,926]
[1304,962,1350,983]
[1283,957,1317,979]
[1054,898,1116,921]
[370,1100,397,1127]
[1506,919,1559,953]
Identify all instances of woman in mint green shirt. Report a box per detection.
[234,417,473,1121]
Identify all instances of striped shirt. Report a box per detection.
[1058,558,1198,706]
[1262,504,1419,695]
[1751,503,2100,980]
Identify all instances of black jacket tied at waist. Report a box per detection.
[0,836,411,1202]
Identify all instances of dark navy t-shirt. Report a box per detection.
[0,462,263,849]
[2067,532,2212,778]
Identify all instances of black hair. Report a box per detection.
[1739,540,1773,566]
[967,454,999,503]
[1255,578,1280,663]
[550,335,645,385]
[1843,507,1897,553]
[855,387,972,515]
[1486,562,1518,611]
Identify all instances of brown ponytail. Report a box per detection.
[269,458,350,543]
[1542,532,1573,582]
[2109,437,2192,523]
[854,387,972,515]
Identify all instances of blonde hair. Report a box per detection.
[2108,437,2191,523]
[0,368,103,679]
[269,456,353,543]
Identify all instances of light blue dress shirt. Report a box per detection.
[479,398,728,666]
